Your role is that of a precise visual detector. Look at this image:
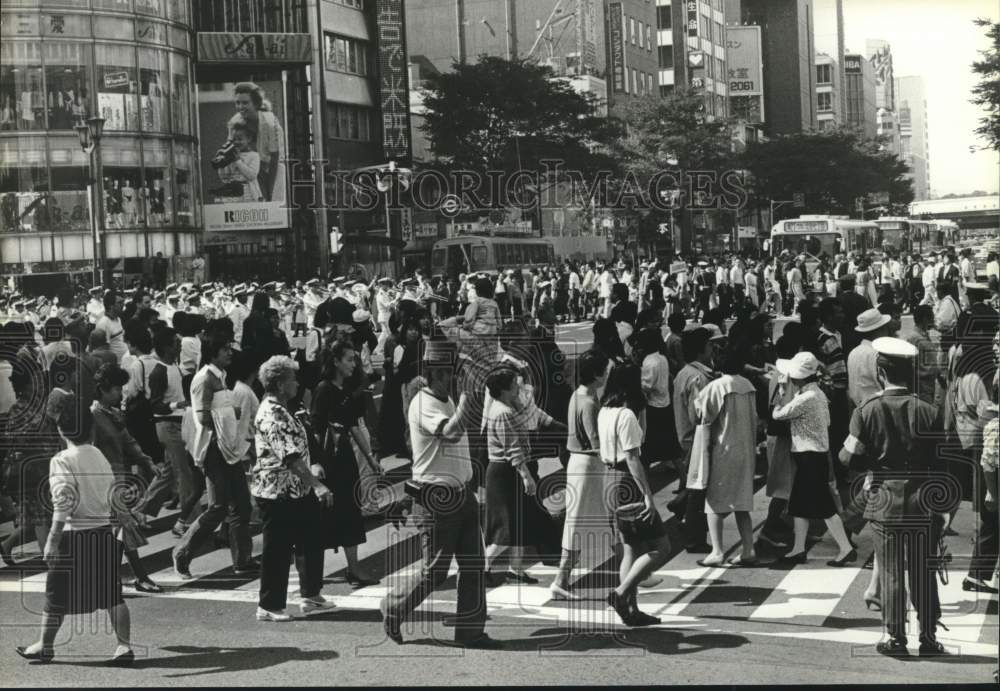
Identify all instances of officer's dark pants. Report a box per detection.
[871,518,941,643]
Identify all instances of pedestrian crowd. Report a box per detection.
[1,244,997,662]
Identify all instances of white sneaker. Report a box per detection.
[300,595,336,616]
[256,607,293,622]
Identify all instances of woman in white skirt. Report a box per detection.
[549,349,611,600]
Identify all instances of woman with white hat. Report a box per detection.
[772,352,856,566]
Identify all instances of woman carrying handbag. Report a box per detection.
[311,339,382,587]
[597,364,670,627]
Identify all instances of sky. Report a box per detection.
[812,0,999,197]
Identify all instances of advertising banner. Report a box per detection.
[376,0,412,161]
[198,80,290,232]
[197,33,312,64]
[726,25,764,123]
[844,55,863,73]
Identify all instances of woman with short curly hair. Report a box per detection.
[251,356,335,621]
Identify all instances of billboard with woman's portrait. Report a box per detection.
[198,80,289,231]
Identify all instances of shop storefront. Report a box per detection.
[0,2,200,289]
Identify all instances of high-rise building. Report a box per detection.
[605,0,659,112]
[815,52,840,130]
[0,1,200,293]
[842,52,876,140]
[866,38,900,156]
[657,0,728,120]
[734,0,816,136]
[194,1,317,280]
[896,75,931,200]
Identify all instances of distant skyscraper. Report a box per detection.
[843,53,877,140]
[815,52,840,130]
[895,75,932,201]
[734,0,817,136]
[866,39,900,156]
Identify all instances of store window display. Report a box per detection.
[48,137,90,232]
[0,41,44,132]
[143,139,171,227]
[43,41,92,130]
[96,44,139,131]
[101,139,142,229]
[169,51,191,135]
[139,48,170,132]
[174,142,194,228]
[0,138,49,233]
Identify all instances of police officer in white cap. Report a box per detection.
[838,336,951,658]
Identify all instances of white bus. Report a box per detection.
[430,235,556,277]
[769,216,879,264]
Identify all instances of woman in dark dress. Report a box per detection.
[311,339,381,586]
[377,305,420,458]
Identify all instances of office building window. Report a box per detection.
[817,92,832,111]
[630,18,636,45]
[816,64,832,84]
[637,21,644,48]
[632,69,638,94]
[700,15,710,40]
[324,34,370,76]
[715,57,724,82]
[657,5,671,29]
[658,44,673,68]
[646,25,652,51]
[648,73,654,94]
[328,102,372,141]
[660,84,674,98]
[333,0,363,7]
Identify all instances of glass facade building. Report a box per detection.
[0,1,199,287]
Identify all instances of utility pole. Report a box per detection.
[456,0,467,63]
[836,0,846,120]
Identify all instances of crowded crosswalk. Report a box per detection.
[3,452,995,658]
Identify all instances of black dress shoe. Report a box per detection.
[826,549,858,567]
[778,551,808,565]
[918,639,950,657]
[626,611,661,627]
[962,577,999,594]
[876,638,910,657]
[458,634,503,649]
[484,571,507,588]
[232,563,259,577]
[345,571,380,587]
[15,645,54,663]
[607,590,632,624]
[107,649,135,666]
[383,614,403,644]
[505,570,539,584]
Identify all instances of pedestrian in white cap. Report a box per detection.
[772,352,857,567]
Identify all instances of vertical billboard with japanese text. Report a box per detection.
[377,0,412,163]
[725,25,764,123]
[198,80,290,231]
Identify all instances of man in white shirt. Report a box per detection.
[86,287,105,325]
[94,292,128,362]
[173,335,254,578]
[568,265,582,321]
[382,339,499,649]
[302,278,325,328]
[958,249,975,309]
[598,265,615,318]
[920,255,939,306]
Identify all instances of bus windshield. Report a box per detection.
[772,233,842,260]
[880,228,906,250]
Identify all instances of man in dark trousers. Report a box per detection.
[838,336,951,658]
[380,339,501,649]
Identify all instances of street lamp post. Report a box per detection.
[75,116,106,287]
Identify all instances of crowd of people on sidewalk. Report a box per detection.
[1,244,997,662]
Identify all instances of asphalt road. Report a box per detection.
[2,314,995,687]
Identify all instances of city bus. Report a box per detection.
[874,217,913,254]
[430,235,556,277]
[768,216,879,270]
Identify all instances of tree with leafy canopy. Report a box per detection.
[607,88,736,255]
[738,128,914,219]
[418,55,621,214]
[971,18,1000,151]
